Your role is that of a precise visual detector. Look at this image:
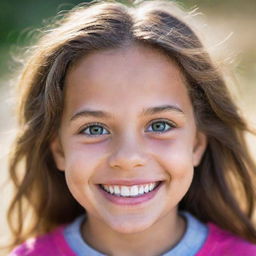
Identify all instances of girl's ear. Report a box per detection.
[50,136,65,171]
[192,131,207,167]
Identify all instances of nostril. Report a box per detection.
[108,156,146,169]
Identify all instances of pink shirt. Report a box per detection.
[9,223,256,256]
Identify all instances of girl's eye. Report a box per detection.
[146,120,175,133]
[80,124,110,136]
[79,120,175,137]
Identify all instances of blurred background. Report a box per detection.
[0,0,255,254]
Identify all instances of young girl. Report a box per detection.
[7,0,256,255]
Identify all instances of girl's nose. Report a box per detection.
[108,137,147,170]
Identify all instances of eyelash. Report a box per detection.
[79,119,177,137]
[146,119,177,133]
[79,122,110,137]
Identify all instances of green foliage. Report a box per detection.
[0,0,90,77]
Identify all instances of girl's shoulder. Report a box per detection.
[8,226,76,256]
[196,222,256,256]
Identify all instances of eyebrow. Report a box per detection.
[70,104,184,122]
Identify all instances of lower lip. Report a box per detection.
[98,182,163,206]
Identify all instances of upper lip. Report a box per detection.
[98,179,163,186]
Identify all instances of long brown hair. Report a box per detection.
[7,0,256,251]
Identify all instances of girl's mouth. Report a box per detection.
[99,182,161,197]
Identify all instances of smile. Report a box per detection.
[99,182,161,197]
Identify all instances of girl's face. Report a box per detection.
[51,44,206,234]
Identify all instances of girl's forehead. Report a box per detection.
[63,45,192,117]
[66,44,180,81]
[66,45,186,87]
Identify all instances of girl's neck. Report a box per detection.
[81,211,186,256]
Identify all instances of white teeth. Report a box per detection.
[102,185,110,192]
[121,186,130,196]
[114,186,120,195]
[130,185,138,196]
[109,186,114,194]
[101,182,159,197]
[138,185,144,195]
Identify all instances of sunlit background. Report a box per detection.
[0,0,255,254]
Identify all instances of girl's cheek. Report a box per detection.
[64,141,108,177]
[148,137,195,177]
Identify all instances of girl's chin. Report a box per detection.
[102,215,158,234]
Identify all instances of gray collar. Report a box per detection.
[63,211,208,256]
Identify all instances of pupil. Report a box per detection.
[153,122,165,131]
[91,126,102,134]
